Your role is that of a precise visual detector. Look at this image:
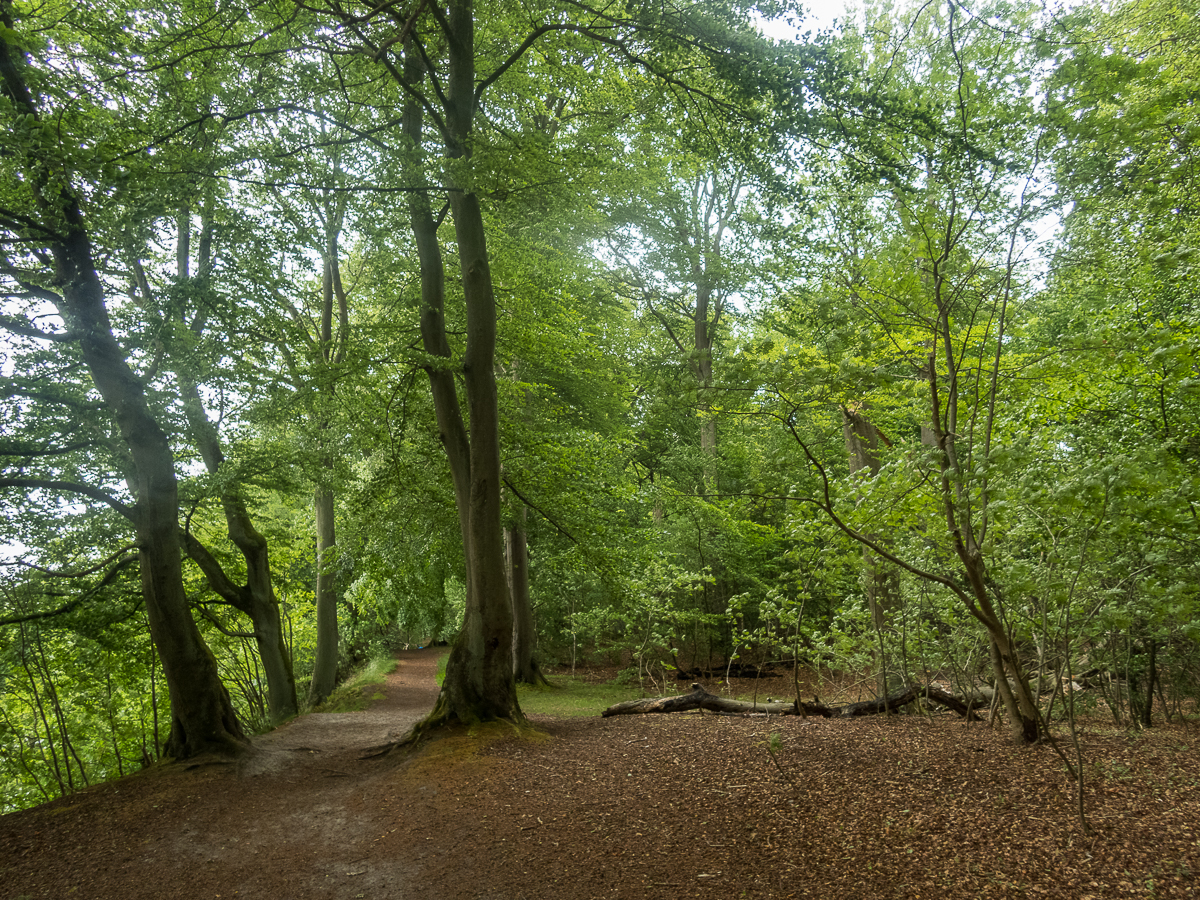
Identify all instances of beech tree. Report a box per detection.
[0,1,245,756]
[286,0,828,732]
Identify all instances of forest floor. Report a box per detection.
[1,649,1199,900]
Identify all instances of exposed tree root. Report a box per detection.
[360,697,526,759]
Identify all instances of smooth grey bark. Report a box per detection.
[308,193,350,706]
[507,506,546,685]
[632,170,741,497]
[0,19,245,757]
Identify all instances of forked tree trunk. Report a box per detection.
[439,187,520,721]
[0,28,245,757]
[169,214,298,723]
[965,556,1041,744]
[400,11,521,730]
[927,351,1041,744]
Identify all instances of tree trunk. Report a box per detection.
[696,282,717,496]
[62,237,243,758]
[0,27,245,756]
[1142,638,1156,729]
[170,205,297,723]
[162,205,298,722]
[961,546,1041,743]
[176,371,298,723]
[309,486,339,705]
[842,406,901,697]
[508,506,546,685]
[442,186,520,722]
[308,193,350,706]
[400,12,521,730]
[927,347,1042,745]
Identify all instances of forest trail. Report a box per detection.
[3,654,1200,900]
[239,648,441,778]
[0,649,444,900]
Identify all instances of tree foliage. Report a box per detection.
[2,0,1199,807]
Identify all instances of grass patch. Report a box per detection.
[312,655,398,713]
[517,676,645,717]
[429,658,645,717]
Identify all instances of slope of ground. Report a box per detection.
[1,649,1197,899]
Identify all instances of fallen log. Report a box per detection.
[921,686,984,721]
[601,683,980,721]
[601,684,835,718]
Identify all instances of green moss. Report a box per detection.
[312,656,398,713]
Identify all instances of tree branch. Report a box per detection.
[0,556,138,627]
[180,529,252,615]
[195,605,257,639]
[16,543,140,578]
[0,478,136,522]
[502,477,582,546]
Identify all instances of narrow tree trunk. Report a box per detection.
[843,406,901,697]
[160,203,298,723]
[309,486,339,705]
[307,193,351,705]
[1141,638,1156,729]
[509,506,546,685]
[695,282,717,496]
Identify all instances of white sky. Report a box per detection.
[799,0,855,29]
[761,0,855,38]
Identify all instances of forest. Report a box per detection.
[1,0,1198,815]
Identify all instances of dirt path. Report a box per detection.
[2,654,1200,900]
[0,649,443,900]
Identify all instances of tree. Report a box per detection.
[290,0,823,731]
[765,0,1052,742]
[609,153,750,497]
[0,1,245,756]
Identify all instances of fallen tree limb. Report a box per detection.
[601,683,981,721]
[601,684,832,718]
